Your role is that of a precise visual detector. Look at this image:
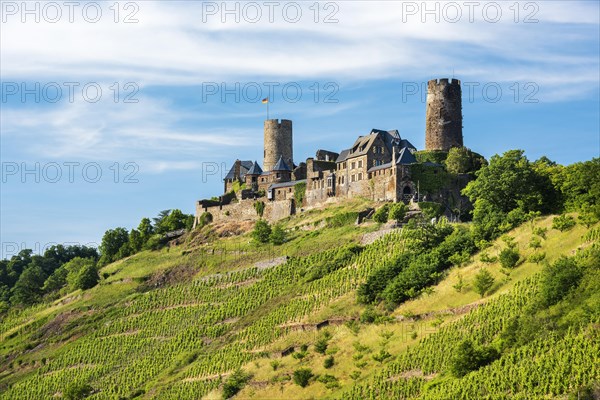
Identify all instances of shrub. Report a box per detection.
[450,340,499,377]
[389,203,408,223]
[373,204,390,223]
[199,212,213,227]
[323,356,334,369]
[270,360,280,371]
[314,338,328,354]
[253,201,265,218]
[419,202,445,219]
[480,252,497,264]
[528,252,546,264]
[252,220,271,243]
[222,368,250,399]
[317,374,339,389]
[539,256,582,307]
[372,349,392,364]
[63,382,93,400]
[473,269,495,297]
[552,214,576,231]
[499,247,520,269]
[293,368,313,388]
[270,225,286,245]
[529,237,542,249]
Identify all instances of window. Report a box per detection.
[351,162,356,169]
[276,173,280,178]
[373,147,377,154]
[358,173,363,180]
[358,160,363,168]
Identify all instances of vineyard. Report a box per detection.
[0,203,598,399]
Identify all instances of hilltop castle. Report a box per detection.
[197,78,468,224]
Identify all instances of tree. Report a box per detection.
[389,202,408,223]
[539,256,582,307]
[252,220,272,243]
[446,147,487,174]
[63,381,93,400]
[269,225,286,245]
[293,368,313,388]
[253,201,265,218]
[137,218,154,244]
[10,265,46,306]
[65,258,99,291]
[99,228,129,265]
[156,209,192,234]
[473,269,495,297]
[323,356,335,369]
[129,229,143,253]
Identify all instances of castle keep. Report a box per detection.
[197,78,467,224]
[425,78,463,151]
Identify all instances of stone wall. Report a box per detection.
[425,78,463,151]
[195,198,295,224]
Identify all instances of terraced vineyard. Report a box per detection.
[1,207,598,399]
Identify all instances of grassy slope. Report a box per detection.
[0,201,595,399]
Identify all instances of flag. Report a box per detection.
[261,97,269,104]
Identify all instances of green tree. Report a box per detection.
[99,228,129,265]
[269,225,286,245]
[446,147,487,174]
[253,201,265,218]
[63,381,93,400]
[252,220,272,243]
[473,269,495,297]
[10,265,46,306]
[389,202,408,223]
[137,217,154,245]
[323,355,335,369]
[539,256,582,307]
[129,229,143,253]
[65,258,98,291]
[450,340,499,377]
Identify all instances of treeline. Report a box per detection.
[358,151,599,309]
[0,209,194,312]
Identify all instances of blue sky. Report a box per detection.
[1,1,599,257]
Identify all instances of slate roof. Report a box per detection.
[396,147,418,165]
[336,129,417,163]
[224,160,253,180]
[272,156,291,171]
[268,179,306,190]
[367,162,392,173]
[246,161,263,175]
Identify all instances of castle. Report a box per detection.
[196,78,466,224]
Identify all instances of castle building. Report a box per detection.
[199,78,467,224]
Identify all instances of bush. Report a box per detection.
[270,225,286,245]
[199,212,213,227]
[528,252,546,264]
[317,374,340,389]
[473,269,495,297]
[252,220,272,243]
[419,202,445,219]
[373,204,390,223]
[63,382,93,400]
[499,247,520,269]
[323,356,334,369]
[253,201,265,218]
[450,340,499,377]
[552,214,576,231]
[293,368,313,388]
[222,368,250,399]
[389,203,408,223]
[539,256,582,307]
[314,338,328,354]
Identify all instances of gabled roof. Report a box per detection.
[336,149,351,163]
[367,162,392,173]
[396,147,418,165]
[246,161,263,175]
[272,156,291,171]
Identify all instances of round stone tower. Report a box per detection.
[263,119,293,172]
[425,78,463,151]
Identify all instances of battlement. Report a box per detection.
[264,119,292,128]
[428,78,461,87]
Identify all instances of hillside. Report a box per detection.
[0,197,598,399]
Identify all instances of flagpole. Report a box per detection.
[267,100,269,120]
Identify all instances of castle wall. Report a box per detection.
[195,198,294,224]
[425,78,463,151]
[264,119,293,172]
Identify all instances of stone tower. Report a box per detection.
[264,119,293,172]
[425,78,463,151]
